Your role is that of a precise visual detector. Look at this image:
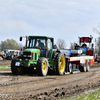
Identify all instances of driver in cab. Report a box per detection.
[38,40,44,49]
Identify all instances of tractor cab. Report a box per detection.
[10,35,65,76]
[78,35,94,56]
[20,36,57,58]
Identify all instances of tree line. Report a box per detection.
[0,38,67,51]
[0,39,23,51]
[1,34,99,52]
[93,23,100,54]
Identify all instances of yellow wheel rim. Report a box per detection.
[59,56,65,73]
[17,67,21,72]
[43,61,47,73]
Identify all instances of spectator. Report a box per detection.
[75,44,79,49]
[20,48,23,55]
[82,42,87,47]
[92,44,94,49]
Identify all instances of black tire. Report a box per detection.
[47,68,55,75]
[79,62,87,72]
[52,51,59,60]
[37,57,48,76]
[55,53,66,75]
[68,63,73,74]
[47,52,59,75]
[23,67,36,74]
[53,52,59,71]
[11,60,23,75]
[86,60,90,72]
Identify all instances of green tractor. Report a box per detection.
[11,36,66,76]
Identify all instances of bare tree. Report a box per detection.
[56,38,67,49]
[93,23,100,35]
[93,23,100,54]
[70,43,75,49]
[94,38,98,53]
[70,41,79,49]
[95,37,100,54]
[18,43,23,49]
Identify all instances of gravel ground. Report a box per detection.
[0,65,100,100]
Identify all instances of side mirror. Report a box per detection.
[53,44,58,49]
[20,37,22,41]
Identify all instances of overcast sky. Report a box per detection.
[0,0,100,48]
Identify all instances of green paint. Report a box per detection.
[29,35,53,38]
[16,48,41,68]
[24,49,40,54]
[48,49,57,69]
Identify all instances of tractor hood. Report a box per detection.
[24,49,40,54]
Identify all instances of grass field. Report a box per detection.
[0,68,10,70]
[0,60,11,70]
[62,89,100,100]
[0,65,10,70]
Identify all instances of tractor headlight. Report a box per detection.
[25,59,28,61]
[24,55,32,57]
[28,63,30,66]
[28,55,32,57]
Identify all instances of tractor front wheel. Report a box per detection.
[37,57,48,76]
[11,60,23,75]
[68,63,73,74]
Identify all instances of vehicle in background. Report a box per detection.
[0,51,6,60]
[4,49,20,60]
[95,55,100,63]
[4,49,19,54]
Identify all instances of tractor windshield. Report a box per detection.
[28,37,46,49]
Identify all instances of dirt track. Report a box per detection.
[0,66,100,100]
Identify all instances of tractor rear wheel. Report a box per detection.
[68,63,73,74]
[79,62,87,72]
[37,57,48,76]
[11,60,23,75]
[86,60,90,72]
[55,53,66,75]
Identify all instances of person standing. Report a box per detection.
[20,48,23,56]
[82,42,87,47]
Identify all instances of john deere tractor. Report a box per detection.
[11,36,66,76]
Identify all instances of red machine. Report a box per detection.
[96,56,100,63]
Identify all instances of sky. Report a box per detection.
[0,0,100,48]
